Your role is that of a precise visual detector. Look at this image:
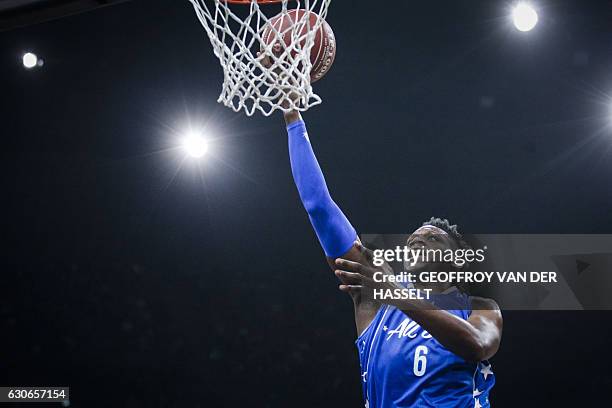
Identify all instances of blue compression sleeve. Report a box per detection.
[287,120,357,258]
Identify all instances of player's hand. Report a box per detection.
[257,51,274,70]
[334,241,402,301]
[257,51,301,115]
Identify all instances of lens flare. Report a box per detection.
[182,132,208,158]
[512,3,539,32]
[22,52,38,69]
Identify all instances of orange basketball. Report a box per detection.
[261,9,336,83]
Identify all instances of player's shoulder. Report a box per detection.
[469,296,501,312]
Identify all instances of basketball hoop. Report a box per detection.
[188,0,333,116]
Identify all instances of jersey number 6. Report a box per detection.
[413,346,428,377]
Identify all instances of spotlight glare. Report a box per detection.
[22,52,39,69]
[182,132,208,158]
[512,3,538,32]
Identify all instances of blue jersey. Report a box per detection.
[356,289,495,408]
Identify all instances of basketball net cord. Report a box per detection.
[189,0,332,116]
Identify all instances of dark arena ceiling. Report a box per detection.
[0,0,129,31]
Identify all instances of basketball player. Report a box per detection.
[283,109,502,407]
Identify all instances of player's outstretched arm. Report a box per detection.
[284,111,357,260]
[284,111,382,334]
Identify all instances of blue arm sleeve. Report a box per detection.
[287,120,357,258]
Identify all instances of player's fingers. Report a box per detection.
[335,258,365,274]
[335,269,363,283]
[338,284,363,294]
[257,51,273,69]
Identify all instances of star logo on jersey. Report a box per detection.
[474,397,483,408]
[473,388,482,398]
[480,363,493,380]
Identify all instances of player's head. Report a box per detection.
[403,217,471,273]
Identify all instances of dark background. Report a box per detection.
[2,0,612,406]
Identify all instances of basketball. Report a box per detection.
[261,9,336,83]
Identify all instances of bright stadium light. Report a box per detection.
[182,132,208,158]
[22,52,39,69]
[512,3,539,32]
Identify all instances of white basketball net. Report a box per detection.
[188,0,332,116]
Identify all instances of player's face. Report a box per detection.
[403,225,458,272]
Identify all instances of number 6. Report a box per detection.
[413,345,428,377]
